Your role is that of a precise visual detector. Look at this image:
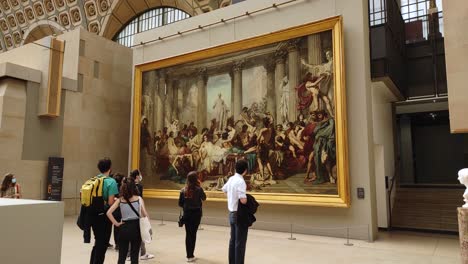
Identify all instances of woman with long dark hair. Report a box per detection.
[128,169,154,260]
[178,171,206,262]
[1,173,21,198]
[107,177,149,264]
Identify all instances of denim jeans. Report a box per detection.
[228,212,248,264]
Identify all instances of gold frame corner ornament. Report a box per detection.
[131,16,349,208]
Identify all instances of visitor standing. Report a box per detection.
[129,169,155,261]
[178,171,206,262]
[111,173,125,250]
[0,173,21,198]
[222,160,249,264]
[89,158,119,264]
[107,177,150,264]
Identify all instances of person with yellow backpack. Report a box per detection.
[79,158,119,264]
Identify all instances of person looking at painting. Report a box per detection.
[89,158,119,264]
[129,169,155,261]
[106,176,150,264]
[222,160,249,264]
[111,173,125,251]
[178,171,207,262]
[0,173,21,198]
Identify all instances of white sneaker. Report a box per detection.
[140,253,155,260]
[187,257,197,262]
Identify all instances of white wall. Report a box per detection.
[0,199,64,264]
[372,81,398,228]
[444,0,468,132]
[133,0,377,240]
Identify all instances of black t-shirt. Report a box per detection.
[178,186,206,210]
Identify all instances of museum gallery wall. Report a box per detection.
[132,16,349,207]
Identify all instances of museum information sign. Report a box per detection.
[46,157,64,201]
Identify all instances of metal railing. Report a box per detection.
[153,211,372,243]
[404,11,444,43]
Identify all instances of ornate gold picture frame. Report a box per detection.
[132,16,349,207]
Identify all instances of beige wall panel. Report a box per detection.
[444,0,468,132]
[60,29,132,215]
[133,0,377,239]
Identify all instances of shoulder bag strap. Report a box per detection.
[126,198,141,218]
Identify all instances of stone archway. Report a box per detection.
[22,21,65,45]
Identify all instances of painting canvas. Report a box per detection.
[133,17,349,206]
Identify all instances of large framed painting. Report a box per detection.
[132,16,349,207]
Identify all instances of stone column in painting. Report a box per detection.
[172,80,179,120]
[156,70,166,132]
[143,70,157,132]
[164,75,173,126]
[232,61,243,119]
[196,68,208,130]
[287,40,300,121]
[458,208,468,264]
[307,34,322,65]
[275,51,287,124]
[264,59,276,120]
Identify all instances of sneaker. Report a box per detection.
[140,253,155,260]
[187,257,197,262]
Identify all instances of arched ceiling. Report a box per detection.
[0,0,233,52]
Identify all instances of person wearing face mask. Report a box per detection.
[1,173,21,198]
[128,169,154,261]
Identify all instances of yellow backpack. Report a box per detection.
[80,176,107,212]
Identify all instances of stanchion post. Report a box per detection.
[344,227,353,246]
[159,213,166,226]
[288,223,296,240]
[39,180,42,200]
[75,180,78,215]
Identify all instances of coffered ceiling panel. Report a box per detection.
[0,0,232,52]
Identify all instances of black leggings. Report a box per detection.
[118,220,141,264]
[184,208,202,258]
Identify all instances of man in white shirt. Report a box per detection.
[222,160,248,264]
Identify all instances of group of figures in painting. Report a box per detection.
[139,34,338,193]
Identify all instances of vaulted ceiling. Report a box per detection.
[0,0,233,52]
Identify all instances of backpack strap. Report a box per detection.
[125,198,141,218]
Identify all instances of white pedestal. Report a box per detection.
[0,199,64,264]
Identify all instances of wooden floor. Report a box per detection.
[391,187,464,232]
